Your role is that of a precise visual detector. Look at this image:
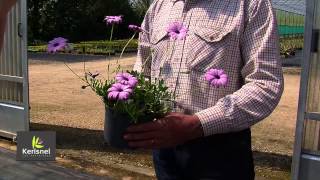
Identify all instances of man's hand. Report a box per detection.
[124,112,203,149]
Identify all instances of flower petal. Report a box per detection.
[118,92,129,100]
[205,74,214,82]
[219,78,228,85]
[123,88,133,94]
[108,91,119,100]
[217,69,225,75]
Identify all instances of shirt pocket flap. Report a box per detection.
[194,27,231,43]
[151,29,168,44]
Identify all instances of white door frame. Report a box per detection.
[0,0,29,140]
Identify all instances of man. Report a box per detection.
[0,0,16,50]
[125,0,284,179]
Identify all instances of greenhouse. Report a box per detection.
[273,0,306,37]
[273,0,306,57]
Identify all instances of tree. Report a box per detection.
[27,0,143,43]
[130,0,151,18]
[27,0,51,43]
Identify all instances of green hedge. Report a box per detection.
[29,38,303,59]
[28,39,138,55]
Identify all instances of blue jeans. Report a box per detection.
[153,129,255,180]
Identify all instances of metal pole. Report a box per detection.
[291,0,315,179]
[21,0,29,131]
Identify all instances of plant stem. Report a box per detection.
[107,63,110,81]
[141,54,151,72]
[172,39,182,107]
[167,41,176,64]
[106,24,114,80]
[83,55,86,74]
[119,32,136,60]
[114,32,137,73]
[63,62,86,83]
[109,24,114,42]
[64,61,99,94]
[64,61,100,94]
[157,41,175,79]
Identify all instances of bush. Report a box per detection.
[29,37,304,58]
[280,36,304,58]
[28,39,138,55]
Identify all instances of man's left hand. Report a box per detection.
[124,112,203,149]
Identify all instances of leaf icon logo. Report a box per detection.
[32,136,44,149]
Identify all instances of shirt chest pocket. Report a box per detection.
[186,27,232,72]
[150,30,169,72]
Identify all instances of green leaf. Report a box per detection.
[36,137,39,145]
[35,144,44,149]
[32,136,36,149]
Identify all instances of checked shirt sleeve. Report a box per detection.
[195,0,284,136]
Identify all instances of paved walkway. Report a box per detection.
[0,148,109,180]
[0,147,270,180]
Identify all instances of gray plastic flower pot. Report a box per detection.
[104,107,132,149]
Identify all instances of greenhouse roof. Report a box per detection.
[272,0,306,15]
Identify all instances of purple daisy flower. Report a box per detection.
[104,16,123,25]
[128,25,143,32]
[166,22,188,40]
[115,73,138,88]
[205,69,228,88]
[107,83,133,101]
[47,37,68,53]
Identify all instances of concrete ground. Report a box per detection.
[0,144,268,180]
[0,147,108,180]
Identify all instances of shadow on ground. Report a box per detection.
[30,123,149,155]
[281,50,302,67]
[253,151,291,171]
[31,123,292,171]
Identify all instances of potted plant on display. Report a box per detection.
[48,15,173,149]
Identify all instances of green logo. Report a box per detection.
[17,131,56,161]
[32,136,44,149]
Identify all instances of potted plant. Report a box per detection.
[47,16,172,149]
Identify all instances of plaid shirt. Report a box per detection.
[134,0,284,136]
